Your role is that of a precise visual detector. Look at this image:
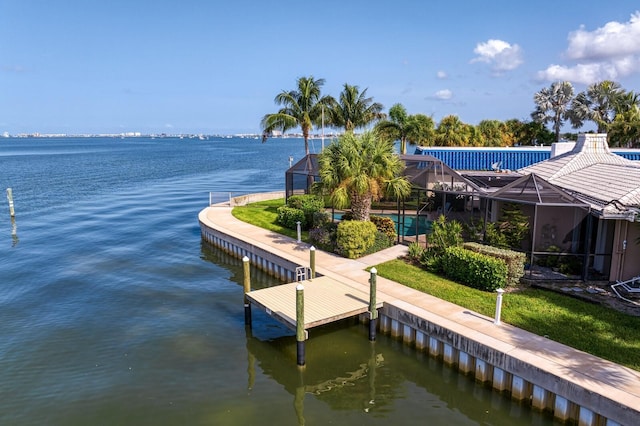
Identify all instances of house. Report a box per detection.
[284,134,640,282]
[517,134,640,282]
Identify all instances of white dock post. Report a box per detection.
[6,188,15,217]
[494,288,505,325]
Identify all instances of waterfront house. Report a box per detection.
[285,134,640,282]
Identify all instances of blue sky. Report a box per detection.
[2,0,640,135]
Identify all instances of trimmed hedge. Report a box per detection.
[336,220,377,259]
[276,206,306,230]
[463,242,526,287]
[441,246,507,291]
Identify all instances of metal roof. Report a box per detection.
[518,134,640,219]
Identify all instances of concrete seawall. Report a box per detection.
[199,203,640,426]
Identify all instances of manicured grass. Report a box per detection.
[231,198,309,242]
[233,200,640,371]
[375,259,640,371]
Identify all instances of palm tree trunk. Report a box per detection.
[350,191,372,221]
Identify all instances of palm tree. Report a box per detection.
[476,119,505,147]
[568,80,623,132]
[434,115,472,146]
[326,83,384,133]
[315,131,411,221]
[261,76,334,155]
[531,81,574,142]
[608,103,640,147]
[375,104,435,154]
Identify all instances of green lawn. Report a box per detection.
[231,199,309,242]
[232,199,640,371]
[375,259,640,371]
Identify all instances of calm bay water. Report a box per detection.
[0,137,555,425]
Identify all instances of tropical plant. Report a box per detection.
[314,131,411,221]
[434,115,473,146]
[568,80,624,132]
[476,119,506,147]
[608,104,640,147]
[261,76,334,155]
[375,103,435,154]
[531,81,574,142]
[326,83,384,133]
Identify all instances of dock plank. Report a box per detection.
[246,276,380,331]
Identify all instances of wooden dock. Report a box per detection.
[246,276,381,334]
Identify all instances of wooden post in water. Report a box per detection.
[309,246,316,280]
[243,256,252,327]
[296,284,306,366]
[368,268,378,341]
[6,188,15,217]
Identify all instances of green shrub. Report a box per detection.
[370,215,398,242]
[287,195,325,230]
[309,222,338,252]
[363,231,394,256]
[336,220,377,259]
[429,215,463,255]
[407,241,426,261]
[276,206,306,230]
[311,211,331,228]
[441,246,507,291]
[463,242,526,287]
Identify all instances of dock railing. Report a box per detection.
[209,191,285,207]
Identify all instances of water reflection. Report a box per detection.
[10,216,19,246]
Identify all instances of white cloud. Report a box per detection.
[434,89,452,100]
[566,12,640,61]
[538,12,640,84]
[436,70,447,79]
[471,39,523,72]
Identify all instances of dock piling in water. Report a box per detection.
[296,284,305,366]
[243,256,252,327]
[368,268,378,341]
[6,188,15,217]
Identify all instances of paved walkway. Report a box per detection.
[199,205,640,420]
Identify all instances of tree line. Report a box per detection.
[261,76,640,155]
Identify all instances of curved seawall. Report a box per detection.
[199,202,640,426]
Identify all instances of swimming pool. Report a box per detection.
[334,212,432,237]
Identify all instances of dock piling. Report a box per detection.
[6,188,15,217]
[243,256,252,327]
[309,246,316,280]
[368,268,378,341]
[296,284,305,366]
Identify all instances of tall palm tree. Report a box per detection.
[568,80,623,132]
[315,131,411,221]
[531,81,574,142]
[375,104,435,154]
[261,76,334,155]
[326,83,384,133]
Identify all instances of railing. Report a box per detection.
[208,191,285,207]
